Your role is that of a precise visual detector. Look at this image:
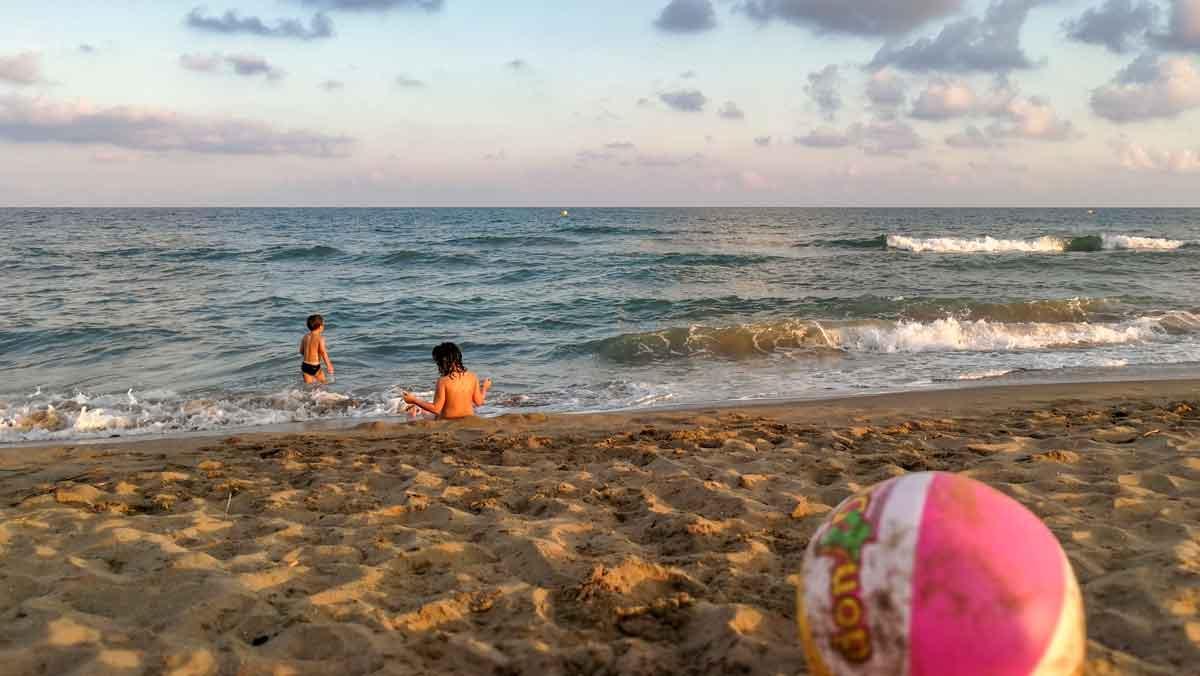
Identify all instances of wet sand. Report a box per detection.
[1,379,1198,675]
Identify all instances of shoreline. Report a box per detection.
[5,374,1200,452]
[1,378,1197,674]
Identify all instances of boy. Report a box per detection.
[299,314,334,384]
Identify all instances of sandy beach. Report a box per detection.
[1,379,1198,675]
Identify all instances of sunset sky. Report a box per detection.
[4,0,1200,206]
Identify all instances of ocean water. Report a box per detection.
[3,207,1199,443]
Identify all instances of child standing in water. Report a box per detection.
[403,342,491,420]
[299,314,334,384]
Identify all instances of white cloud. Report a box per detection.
[866,68,906,108]
[0,52,42,85]
[912,79,978,119]
[180,52,285,80]
[908,78,1073,141]
[795,120,923,155]
[1092,54,1200,121]
[991,96,1073,140]
[1114,139,1200,172]
[0,96,352,157]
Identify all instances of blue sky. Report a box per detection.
[2,0,1200,206]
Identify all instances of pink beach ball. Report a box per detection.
[798,472,1085,676]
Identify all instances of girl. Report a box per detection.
[403,342,492,420]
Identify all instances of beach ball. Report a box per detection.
[797,472,1085,676]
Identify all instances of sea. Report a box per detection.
[3,208,1199,444]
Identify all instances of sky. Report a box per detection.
[3,0,1200,206]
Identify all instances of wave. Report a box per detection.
[627,252,787,267]
[0,387,415,444]
[584,312,1200,363]
[374,250,482,267]
[799,235,889,250]
[455,235,575,248]
[885,233,1189,254]
[265,245,347,261]
[0,379,680,444]
[566,225,666,237]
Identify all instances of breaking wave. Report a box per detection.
[0,387,416,444]
[584,312,1200,363]
[885,233,1190,254]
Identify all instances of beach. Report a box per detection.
[1,379,1197,675]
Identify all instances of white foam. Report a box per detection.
[887,234,1066,253]
[956,369,1018,381]
[73,407,131,432]
[830,318,1162,353]
[1101,234,1185,250]
[886,233,1189,253]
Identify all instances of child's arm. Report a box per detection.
[473,377,492,406]
[404,379,446,417]
[320,337,334,375]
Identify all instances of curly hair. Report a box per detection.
[432,342,466,377]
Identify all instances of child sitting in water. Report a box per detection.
[299,314,334,384]
[403,342,491,420]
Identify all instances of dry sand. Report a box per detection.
[1,380,1198,675]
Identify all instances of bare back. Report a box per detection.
[300,332,321,365]
[436,371,481,420]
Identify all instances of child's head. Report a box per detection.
[307,314,324,332]
[433,342,466,377]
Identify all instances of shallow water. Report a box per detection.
[3,207,1199,442]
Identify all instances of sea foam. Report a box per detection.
[886,233,1188,254]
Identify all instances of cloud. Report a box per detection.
[738,0,964,36]
[395,75,425,88]
[1063,0,1159,53]
[805,64,842,120]
[654,0,717,33]
[754,135,772,146]
[989,95,1073,140]
[180,53,222,73]
[907,77,1074,141]
[794,126,854,147]
[1113,138,1200,171]
[185,7,334,40]
[180,52,284,80]
[320,79,345,91]
[227,54,283,79]
[637,153,705,167]
[576,149,614,163]
[605,141,637,150]
[1091,54,1200,121]
[856,120,924,155]
[739,170,774,190]
[1161,0,1200,50]
[0,96,352,157]
[911,79,979,119]
[794,120,924,154]
[659,89,708,112]
[871,0,1048,73]
[294,0,443,11]
[0,52,42,86]
[946,124,995,147]
[866,68,907,108]
[718,101,745,119]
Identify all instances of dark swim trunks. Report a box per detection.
[301,362,321,377]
